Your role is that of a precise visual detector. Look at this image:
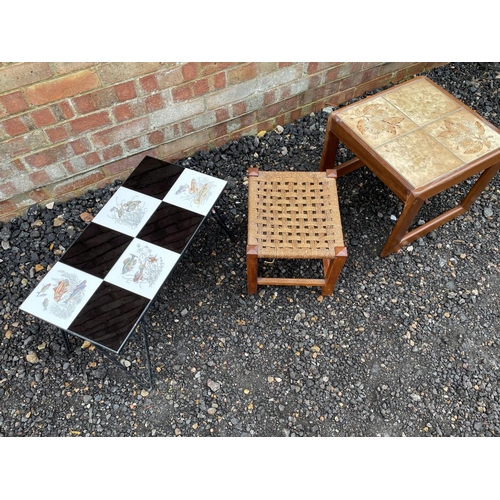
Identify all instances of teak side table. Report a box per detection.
[320,76,500,257]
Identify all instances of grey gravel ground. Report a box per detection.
[2,62,500,442]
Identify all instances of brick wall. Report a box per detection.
[0,61,446,222]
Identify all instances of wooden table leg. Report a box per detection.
[381,194,424,257]
[320,116,340,172]
[380,163,500,257]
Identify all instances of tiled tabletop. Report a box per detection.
[335,77,500,188]
[20,156,227,353]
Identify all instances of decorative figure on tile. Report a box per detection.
[180,177,214,208]
[108,195,147,229]
[353,104,405,136]
[438,118,492,155]
[122,254,138,274]
[64,280,87,303]
[36,283,51,296]
[175,183,189,195]
[53,278,70,302]
[121,243,164,290]
[38,270,91,320]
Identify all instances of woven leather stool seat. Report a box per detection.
[247,168,347,296]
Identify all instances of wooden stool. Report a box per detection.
[246,168,347,296]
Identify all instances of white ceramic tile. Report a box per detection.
[92,186,162,236]
[104,238,179,299]
[163,169,227,215]
[20,262,103,330]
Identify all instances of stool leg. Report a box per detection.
[247,244,259,294]
[322,246,348,296]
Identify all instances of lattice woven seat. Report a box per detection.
[247,168,347,296]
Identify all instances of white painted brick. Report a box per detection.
[190,111,217,131]
[206,80,258,110]
[150,100,205,128]
[257,66,302,93]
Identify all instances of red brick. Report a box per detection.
[24,150,52,169]
[194,79,209,96]
[26,188,51,204]
[172,83,193,102]
[139,75,158,93]
[227,63,257,85]
[181,63,199,81]
[31,107,57,127]
[180,119,195,134]
[58,101,75,119]
[114,103,134,122]
[53,170,106,198]
[216,108,230,122]
[211,72,226,90]
[263,90,276,106]
[354,74,392,97]
[29,170,51,185]
[148,130,163,146]
[0,92,29,114]
[115,81,137,101]
[340,71,371,92]
[69,138,90,155]
[0,198,18,220]
[91,117,150,148]
[214,122,227,138]
[125,137,141,151]
[290,109,302,122]
[102,144,123,161]
[72,87,117,114]
[103,153,152,177]
[145,94,164,112]
[232,101,246,116]
[2,116,30,136]
[46,124,70,143]
[239,112,255,128]
[307,74,323,90]
[125,137,143,151]
[326,88,355,107]
[72,94,95,114]
[25,70,100,105]
[280,84,292,100]
[84,152,101,166]
[25,144,73,169]
[69,111,111,134]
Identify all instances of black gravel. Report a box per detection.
[2,62,500,438]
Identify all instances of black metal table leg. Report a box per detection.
[59,321,154,392]
[211,208,235,241]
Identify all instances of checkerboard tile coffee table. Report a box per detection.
[320,76,500,256]
[20,156,227,389]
